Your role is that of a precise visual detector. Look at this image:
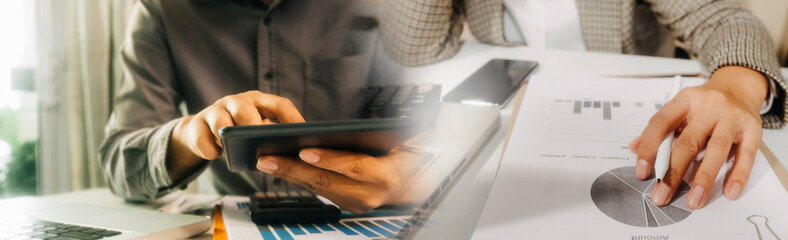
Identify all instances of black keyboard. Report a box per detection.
[0,218,121,240]
[249,191,340,225]
[351,83,441,119]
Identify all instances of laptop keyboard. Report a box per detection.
[0,219,121,240]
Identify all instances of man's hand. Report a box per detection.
[630,66,769,210]
[256,147,426,213]
[167,91,305,182]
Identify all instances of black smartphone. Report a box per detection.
[443,59,538,107]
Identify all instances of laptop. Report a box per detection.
[216,103,501,240]
[0,195,211,239]
[395,102,501,239]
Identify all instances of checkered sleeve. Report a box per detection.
[646,0,787,128]
[380,0,466,66]
[463,0,520,47]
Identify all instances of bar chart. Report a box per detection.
[535,98,665,161]
[557,99,662,120]
[254,216,410,240]
[225,198,413,240]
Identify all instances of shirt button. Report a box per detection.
[264,17,272,26]
[264,72,273,80]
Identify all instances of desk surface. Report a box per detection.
[408,43,788,240]
[1,43,785,240]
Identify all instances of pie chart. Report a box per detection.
[590,166,692,227]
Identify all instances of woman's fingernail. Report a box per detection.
[300,150,321,164]
[636,159,649,179]
[257,159,278,174]
[727,182,742,200]
[687,185,705,209]
[651,183,671,206]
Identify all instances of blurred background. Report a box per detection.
[0,0,786,199]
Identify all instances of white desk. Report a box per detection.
[408,43,788,239]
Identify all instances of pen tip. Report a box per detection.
[656,178,662,183]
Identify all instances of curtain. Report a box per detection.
[37,0,136,193]
[69,0,137,190]
[67,0,111,190]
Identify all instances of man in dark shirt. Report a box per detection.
[100,0,416,213]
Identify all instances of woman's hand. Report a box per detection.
[167,91,305,182]
[256,147,427,213]
[630,66,769,210]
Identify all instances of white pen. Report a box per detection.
[654,75,683,183]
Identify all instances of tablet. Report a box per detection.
[219,117,429,172]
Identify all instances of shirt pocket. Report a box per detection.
[304,53,371,121]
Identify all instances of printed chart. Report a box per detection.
[223,196,413,240]
[537,99,664,161]
[590,166,692,227]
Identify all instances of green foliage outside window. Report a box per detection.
[0,107,38,198]
[1,141,37,196]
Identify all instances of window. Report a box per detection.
[0,0,38,198]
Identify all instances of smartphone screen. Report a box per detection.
[443,59,538,107]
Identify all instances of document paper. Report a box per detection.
[221,196,413,240]
[473,75,788,239]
